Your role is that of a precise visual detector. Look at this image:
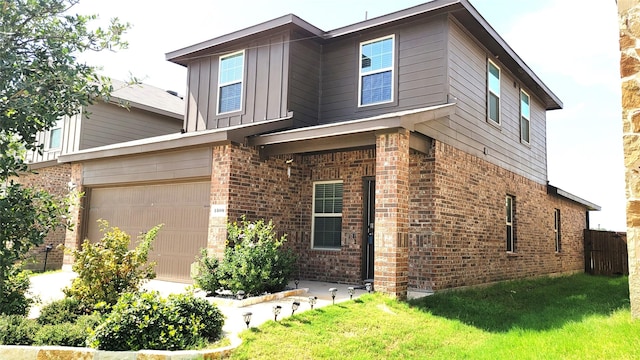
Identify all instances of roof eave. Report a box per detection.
[548,184,601,211]
[165,14,325,66]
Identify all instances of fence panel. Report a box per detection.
[584,230,628,276]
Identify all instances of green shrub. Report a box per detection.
[0,265,33,316]
[193,249,220,294]
[168,293,224,341]
[38,297,86,325]
[216,217,296,295]
[64,220,161,310]
[0,315,38,345]
[88,291,224,351]
[34,314,100,347]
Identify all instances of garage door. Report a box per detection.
[86,182,210,282]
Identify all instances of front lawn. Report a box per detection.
[231,274,640,359]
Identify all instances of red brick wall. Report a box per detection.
[63,163,83,268]
[408,141,587,291]
[212,142,376,284]
[13,164,72,271]
[374,130,410,297]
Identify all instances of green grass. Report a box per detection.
[230,274,640,359]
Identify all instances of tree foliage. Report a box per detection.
[0,0,130,315]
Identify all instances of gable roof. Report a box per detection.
[166,0,561,111]
[107,79,184,119]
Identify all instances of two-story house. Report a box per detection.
[19,80,183,271]
[59,0,599,296]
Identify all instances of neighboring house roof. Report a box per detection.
[108,79,184,119]
[165,0,562,111]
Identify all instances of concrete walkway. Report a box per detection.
[27,272,369,341]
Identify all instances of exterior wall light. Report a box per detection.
[329,288,338,304]
[291,301,300,315]
[242,312,252,328]
[273,305,282,321]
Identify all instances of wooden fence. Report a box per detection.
[584,230,628,276]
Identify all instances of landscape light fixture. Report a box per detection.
[236,290,246,300]
[242,312,252,328]
[365,282,373,293]
[348,287,355,300]
[294,279,300,289]
[291,301,300,315]
[329,288,338,305]
[309,296,317,309]
[273,305,282,321]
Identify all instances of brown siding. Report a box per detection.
[184,31,292,132]
[27,112,81,163]
[430,18,548,184]
[81,147,212,186]
[79,102,181,150]
[320,14,448,124]
[288,31,321,127]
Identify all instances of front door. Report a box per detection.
[362,178,375,280]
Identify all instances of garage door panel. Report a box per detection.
[87,182,210,282]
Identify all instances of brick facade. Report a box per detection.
[408,141,586,291]
[13,164,72,271]
[200,136,587,295]
[62,135,588,294]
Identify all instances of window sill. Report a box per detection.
[506,251,518,258]
[311,247,341,252]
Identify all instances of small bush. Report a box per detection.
[168,293,224,341]
[64,220,161,310]
[38,297,86,325]
[0,315,38,345]
[216,217,296,295]
[193,249,221,294]
[34,314,100,347]
[0,265,33,316]
[89,291,224,351]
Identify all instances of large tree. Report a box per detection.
[0,0,129,315]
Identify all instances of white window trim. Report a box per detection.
[311,180,343,250]
[358,34,395,108]
[45,118,63,150]
[487,59,501,125]
[520,89,531,144]
[506,195,514,252]
[216,50,245,115]
[554,208,561,252]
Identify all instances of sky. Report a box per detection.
[72,0,624,231]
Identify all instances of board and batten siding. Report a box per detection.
[287,31,321,127]
[81,147,212,186]
[27,112,81,163]
[418,18,547,185]
[184,31,291,132]
[319,14,448,124]
[79,102,182,150]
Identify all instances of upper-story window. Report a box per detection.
[46,119,63,150]
[217,51,244,114]
[487,60,500,125]
[520,90,531,144]
[359,35,394,107]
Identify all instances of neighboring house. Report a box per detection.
[18,80,183,271]
[59,0,599,296]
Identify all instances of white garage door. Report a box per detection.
[86,182,210,282]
